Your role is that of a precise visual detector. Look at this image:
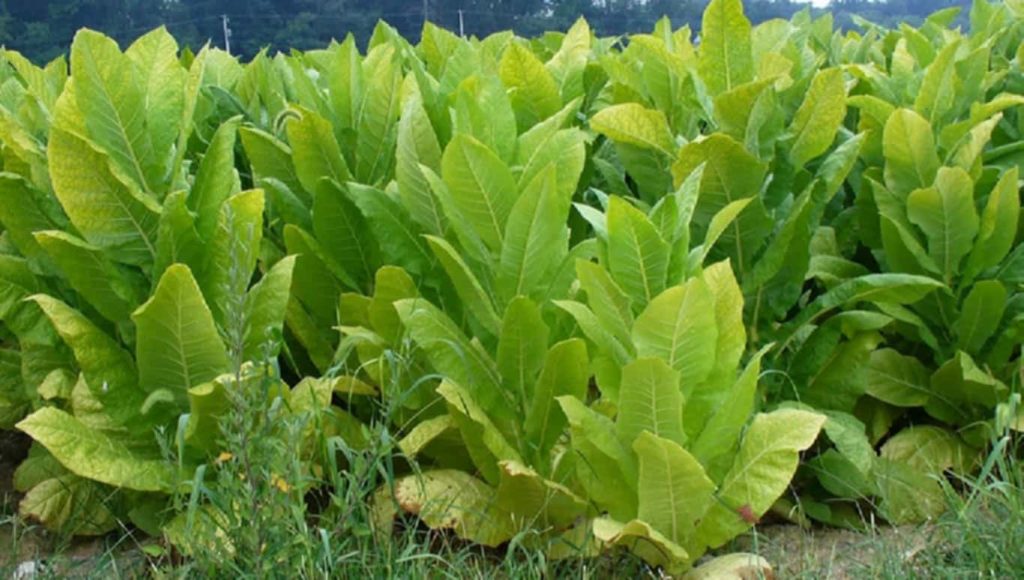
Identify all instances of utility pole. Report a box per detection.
[221,14,232,55]
[458,9,464,37]
[422,0,428,26]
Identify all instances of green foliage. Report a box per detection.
[1,1,1023,575]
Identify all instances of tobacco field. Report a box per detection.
[1,0,1024,574]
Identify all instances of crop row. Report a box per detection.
[0,0,1023,572]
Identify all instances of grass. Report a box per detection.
[3,334,1023,578]
[4,431,1023,579]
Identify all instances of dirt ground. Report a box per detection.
[729,523,936,578]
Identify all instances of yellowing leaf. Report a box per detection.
[17,407,173,492]
[883,109,939,196]
[499,42,562,131]
[47,128,160,267]
[389,470,514,547]
[788,67,847,167]
[695,409,825,550]
[590,103,676,156]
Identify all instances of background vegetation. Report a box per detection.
[0,0,973,62]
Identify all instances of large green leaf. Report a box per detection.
[441,133,518,253]
[606,197,670,305]
[495,296,549,405]
[874,457,946,524]
[424,235,501,334]
[906,167,978,282]
[965,168,1019,279]
[134,264,229,402]
[452,73,517,164]
[617,357,686,447]
[883,109,939,196]
[787,68,847,167]
[29,295,143,426]
[699,0,754,96]
[0,174,60,268]
[394,299,504,414]
[954,280,1006,355]
[685,262,744,438]
[312,182,376,291]
[495,460,587,530]
[672,134,768,270]
[287,108,352,195]
[881,425,975,476]
[499,41,561,131]
[557,396,638,520]
[781,274,943,345]
[68,29,165,194]
[866,348,931,407]
[125,27,184,180]
[690,348,767,480]
[201,189,265,324]
[632,277,717,387]
[576,260,634,348]
[523,339,589,462]
[155,191,205,281]
[345,182,433,276]
[396,95,446,235]
[438,379,521,462]
[497,167,571,303]
[35,230,142,324]
[633,431,715,550]
[355,46,401,183]
[189,118,241,241]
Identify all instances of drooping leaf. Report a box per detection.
[18,407,172,492]
[695,409,825,549]
[47,128,160,267]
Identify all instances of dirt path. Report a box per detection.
[729,523,935,578]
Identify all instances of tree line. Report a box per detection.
[0,0,971,63]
